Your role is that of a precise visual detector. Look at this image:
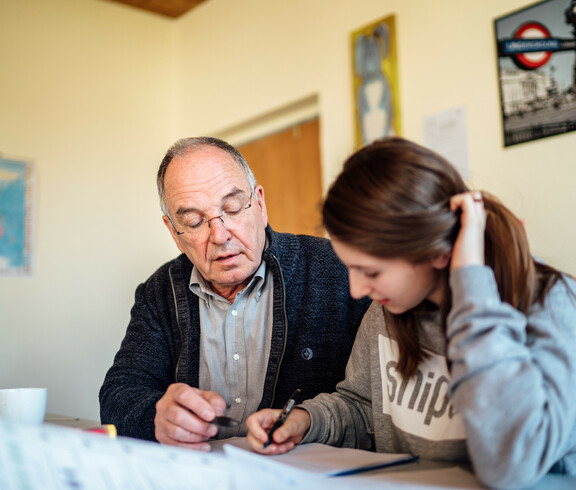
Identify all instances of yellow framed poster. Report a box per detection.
[352,15,401,149]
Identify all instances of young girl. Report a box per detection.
[245,137,576,488]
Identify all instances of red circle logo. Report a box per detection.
[513,22,552,70]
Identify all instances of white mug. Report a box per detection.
[0,388,47,424]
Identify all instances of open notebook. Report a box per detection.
[223,440,417,477]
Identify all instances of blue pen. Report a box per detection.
[263,389,301,448]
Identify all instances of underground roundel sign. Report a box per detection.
[508,22,554,70]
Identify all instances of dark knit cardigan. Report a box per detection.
[99,226,371,441]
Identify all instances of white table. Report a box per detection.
[44,412,100,429]
[211,437,576,489]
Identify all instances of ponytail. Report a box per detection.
[482,192,562,313]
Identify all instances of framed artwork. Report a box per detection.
[0,157,34,275]
[495,0,576,146]
[351,15,401,149]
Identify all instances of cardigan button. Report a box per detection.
[301,348,313,360]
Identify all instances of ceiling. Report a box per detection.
[104,0,209,19]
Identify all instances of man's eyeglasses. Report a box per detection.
[170,192,253,238]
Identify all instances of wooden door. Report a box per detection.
[238,118,323,237]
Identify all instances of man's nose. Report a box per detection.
[207,215,232,242]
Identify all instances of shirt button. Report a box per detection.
[231,310,238,316]
[234,397,242,404]
[233,353,240,361]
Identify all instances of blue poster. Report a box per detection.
[0,158,33,274]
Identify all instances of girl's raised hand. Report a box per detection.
[449,191,486,271]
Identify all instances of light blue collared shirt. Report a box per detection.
[190,259,273,438]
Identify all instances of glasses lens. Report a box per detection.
[182,192,252,236]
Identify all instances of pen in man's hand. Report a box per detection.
[263,388,301,448]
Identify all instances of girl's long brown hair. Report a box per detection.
[323,137,563,378]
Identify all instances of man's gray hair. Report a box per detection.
[157,137,257,217]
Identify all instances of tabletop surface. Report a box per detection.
[44,412,100,429]
[211,437,576,490]
[37,416,576,489]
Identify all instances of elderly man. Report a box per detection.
[99,137,370,451]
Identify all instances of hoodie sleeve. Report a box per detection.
[447,265,576,488]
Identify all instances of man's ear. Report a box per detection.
[254,185,268,227]
[431,252,451,270]
[162,215,185,254]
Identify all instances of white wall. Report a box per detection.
[1,0,575,421]
[0,0,180,420]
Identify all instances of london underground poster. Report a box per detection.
[495,0,576,146]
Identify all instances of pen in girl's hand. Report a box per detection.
[263,389,301,448]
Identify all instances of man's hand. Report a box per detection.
[154,383,226,451]
[245,407,310,454]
